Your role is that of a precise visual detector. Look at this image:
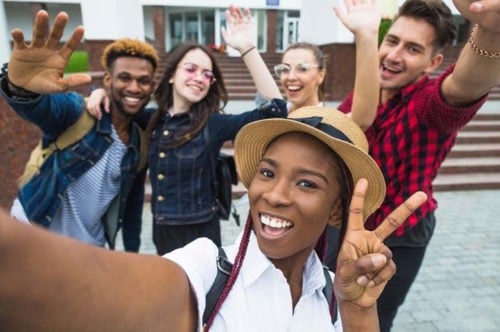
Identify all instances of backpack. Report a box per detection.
[203,247,338,326]
[17,110,148,188]
[16,109,149,249]
[203,126,239,221]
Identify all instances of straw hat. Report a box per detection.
[234,106,386,221]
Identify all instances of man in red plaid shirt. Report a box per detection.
[338,0,500,330]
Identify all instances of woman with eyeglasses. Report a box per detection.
[87,6,287,255]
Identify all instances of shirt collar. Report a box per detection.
[237,232,328,296]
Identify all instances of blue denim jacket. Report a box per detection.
[148,99,287,225]
[0,85,145,251]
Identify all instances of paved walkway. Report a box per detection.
[117,189,500,332]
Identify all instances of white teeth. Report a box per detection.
[261,214,292,229]
[124,96,140,102]
[287,85,301,91]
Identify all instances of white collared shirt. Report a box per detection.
[165,232,341,331]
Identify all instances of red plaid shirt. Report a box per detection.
[339,65,486,237]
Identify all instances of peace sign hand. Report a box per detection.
[333,179,427,309]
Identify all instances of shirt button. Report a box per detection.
[157,195,165,202]
[163,130,170,136]
[159,152,166,158]
[157,174,165,181]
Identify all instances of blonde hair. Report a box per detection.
[100,39,159,71]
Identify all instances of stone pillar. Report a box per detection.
[266,10,278,55]
[152,6,166,53]
[80,0,145,71]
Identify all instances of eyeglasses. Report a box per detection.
[179,63,216,84]
[274,63,320,78]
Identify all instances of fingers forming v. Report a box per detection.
[347,178,368,233]
[373,191,428,241]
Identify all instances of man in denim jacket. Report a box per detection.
[0,10,157,251]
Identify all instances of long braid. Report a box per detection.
[204,213,253,331]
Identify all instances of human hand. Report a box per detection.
[333,179,427,309]
[453,0,500,32]
[221,5,255,54]
[86,88,109,120]
[333,0,381,37]
[8,10,91,94]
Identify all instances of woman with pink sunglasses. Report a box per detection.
[87,6,287,255]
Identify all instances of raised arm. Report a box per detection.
[222,6,282,100]
[0,209,196,331]
[333,0,381,131]
[334,179,427,331]
[442,0,500,106]
[6,10,91,94]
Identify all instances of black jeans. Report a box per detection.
[153,214,221,256]
[378,245,428,331]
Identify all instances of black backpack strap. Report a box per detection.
[322,266,337,324]
[203,247,233,325]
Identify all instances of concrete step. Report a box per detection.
[439,157,500,174]
[456,131,500,144]
[432,172,500,191]
[447,143,500,158]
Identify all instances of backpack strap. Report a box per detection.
[322,266,338,324]
[203,249,338,326]
[17,110,95,188]
[203,247,233,326]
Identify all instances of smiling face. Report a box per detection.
[248,132,343,265]
[169,48,215,111]
[378,16,443,102]
[104,56,155,117]
[279,48,325,112]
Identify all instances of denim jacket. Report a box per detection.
[0,83,145,251]
[149,99,287,225]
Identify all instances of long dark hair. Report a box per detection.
[148,43,228,148]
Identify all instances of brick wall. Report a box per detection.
[0,98,41,209]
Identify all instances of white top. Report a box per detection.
[165,231,342,332]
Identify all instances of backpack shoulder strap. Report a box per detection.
[16,110,95,188]
[322,266,338,324]
[203,247,233,326]
[54,110,95,150]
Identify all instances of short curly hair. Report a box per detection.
[101,38,159,71]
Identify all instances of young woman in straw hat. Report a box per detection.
[0,106,427,331]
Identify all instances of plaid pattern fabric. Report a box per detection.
[339,65,486,237]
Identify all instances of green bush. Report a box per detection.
[65,51,89,73]
[379,18,392,46]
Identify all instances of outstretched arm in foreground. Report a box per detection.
[0,209,196,331]
[334,179,427,331]
[7,10,91,94]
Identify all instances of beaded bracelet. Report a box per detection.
[468,25,500,58]
[240,46,256,58]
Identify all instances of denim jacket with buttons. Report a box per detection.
[0,84,146,251]
[149,99,287,225]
